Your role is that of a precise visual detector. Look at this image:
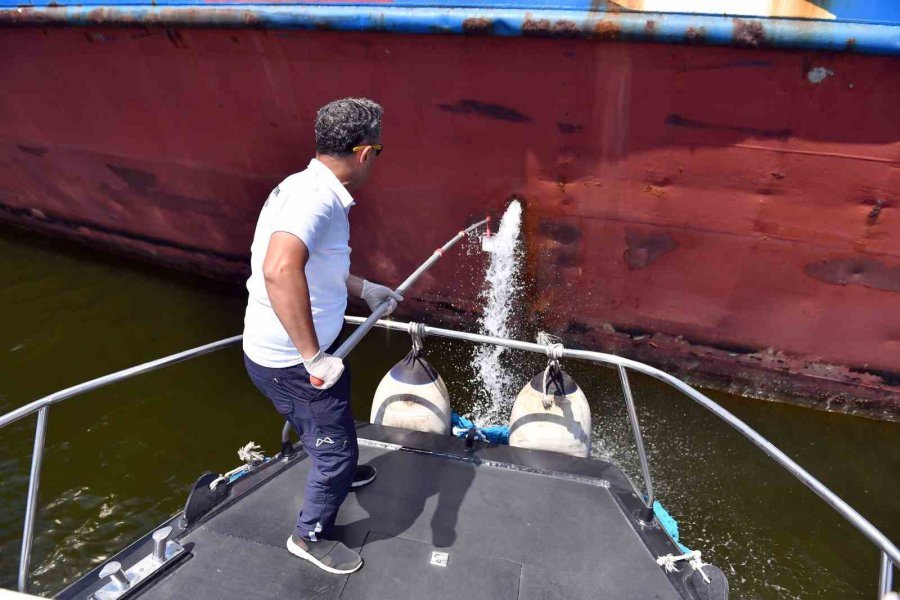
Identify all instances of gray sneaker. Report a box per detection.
[286,534,363,574]
[351,464,377,489]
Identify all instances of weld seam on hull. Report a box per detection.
[732,143,900,164]
[573,212,900,261]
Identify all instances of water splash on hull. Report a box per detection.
[471,200,523,422]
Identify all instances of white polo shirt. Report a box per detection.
[243,159,354,368]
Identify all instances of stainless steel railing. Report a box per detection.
[0,335,242,593]
[338,317,899,597]
[1,320,897,597]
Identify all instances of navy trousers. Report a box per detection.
[244,353,358,541]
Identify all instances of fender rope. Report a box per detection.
[656,550,711,584]
[407,321,426,357]
[537,332,564,410]
[209,442,267,490]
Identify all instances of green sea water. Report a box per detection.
[0,224,896,599]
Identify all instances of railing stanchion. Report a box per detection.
[878,551,894,599]
[617,365,655,522]
[18,405,49,593]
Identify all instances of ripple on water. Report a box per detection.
[584,379,867,600]
[20,487,177,594]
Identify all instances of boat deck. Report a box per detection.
[61,424,687,600]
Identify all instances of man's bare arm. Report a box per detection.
[347,274,365,299]
[263,232,320,359]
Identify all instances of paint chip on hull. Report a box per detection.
[666,114,792,141]
[685,26,706,43]
[437,100,531,123]
[17,145,49,157]
[107,164,157,191]
[538,221,581,245]
[866,200,884,225]
[733,19,767,47]
[461,16,492,35]
[807,66,834,84]
[522,17,580,38]
[805,258,900,293]
[644,184,666,197]
[624,229,679,269]
[558,122,585,134]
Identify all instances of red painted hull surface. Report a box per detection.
[1,28,898,415]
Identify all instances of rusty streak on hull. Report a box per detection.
[0,27,898,416]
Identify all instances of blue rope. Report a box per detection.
[225,457,272,485]
[451,411,510,445]
[652,500,690,554]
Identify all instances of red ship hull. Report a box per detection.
[1,27,897,416]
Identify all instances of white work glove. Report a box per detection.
[303,351,345,390]
[361,280,404,315]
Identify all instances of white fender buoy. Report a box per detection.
[370,350,451,435]
[508,368,592,458]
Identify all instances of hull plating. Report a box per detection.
[1,28,897,414]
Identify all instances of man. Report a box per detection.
[243,98,402,575]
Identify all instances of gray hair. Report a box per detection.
[315,98,383,156]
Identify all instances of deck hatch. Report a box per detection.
[340,532,522,600]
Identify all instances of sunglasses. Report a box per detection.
[351,144,383,157]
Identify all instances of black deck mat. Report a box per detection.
[138,442,681,600]
[138,527,346,600]
[341,532,522,600]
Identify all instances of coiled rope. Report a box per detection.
[209,442,267,490]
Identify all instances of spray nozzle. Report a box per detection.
[481,214,495,253]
